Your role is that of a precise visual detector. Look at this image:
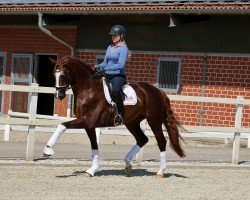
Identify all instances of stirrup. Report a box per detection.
[114,114,124,126]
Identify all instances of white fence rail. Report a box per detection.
[0,84,250,164]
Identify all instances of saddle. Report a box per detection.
[102,77,137,126]
[102,77,137,106]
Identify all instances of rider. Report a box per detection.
[97,25,128,125]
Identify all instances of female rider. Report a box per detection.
[97,25,128,125]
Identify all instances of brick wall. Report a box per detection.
[77,50,250,128]
[0,27,77,116]
[0,27,249,127]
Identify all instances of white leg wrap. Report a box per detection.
[124,144,140,164]
[47,124,67,148]
[86,149,99,177]
[157,151,167,175]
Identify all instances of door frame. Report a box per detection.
[34,53,58,84]
[0,52,7,115]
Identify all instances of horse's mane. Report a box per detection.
[59,56,92,71]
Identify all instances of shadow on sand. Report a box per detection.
[56,169,188,179]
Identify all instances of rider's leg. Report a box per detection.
[111,76,126,125]
[43,124,67,156]
[114,92,125,124]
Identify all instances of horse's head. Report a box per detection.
[50,57,74,100]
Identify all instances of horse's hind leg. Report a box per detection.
[147,119,167,178]
[125,120,149,172]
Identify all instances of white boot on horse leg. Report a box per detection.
[156,151,167,178]
[124,144,140,172]
[43,124,67,157]
[85,149,100,177]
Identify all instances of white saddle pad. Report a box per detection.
[102,78,137,105]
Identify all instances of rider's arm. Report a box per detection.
[98,45,111,68]
[106,45,128,71]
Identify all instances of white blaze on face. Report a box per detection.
[55,70,62,99]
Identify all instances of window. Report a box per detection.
[11,54,33,113]
[0,52,6,115]
[157,58,181,93]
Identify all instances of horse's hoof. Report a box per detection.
[83,172,92,177]
[125,164,132,173]
[43,153,51,158]
[43,146,54,157]
[156,173,164,179]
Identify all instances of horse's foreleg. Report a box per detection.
[43,124,67,156]
[43,118,85,157]
[84,128,99,177]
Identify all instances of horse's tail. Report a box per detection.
[162,94,186,157]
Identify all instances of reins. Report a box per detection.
[56,69,101,92]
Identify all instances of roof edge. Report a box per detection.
[0,4,250,15]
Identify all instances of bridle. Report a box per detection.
[55,67,100,92]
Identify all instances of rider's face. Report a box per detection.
[112,34,121,44]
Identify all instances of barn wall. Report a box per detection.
[0,27,77,116]
[0,26,249,128]
[77,50,250,127]
[77,15,250,54]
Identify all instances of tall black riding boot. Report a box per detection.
[114,92,125,125]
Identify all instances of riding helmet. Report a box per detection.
[109,25,126,36]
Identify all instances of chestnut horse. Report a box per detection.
[43,56,185,178]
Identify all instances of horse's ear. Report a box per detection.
[49,57,56,65]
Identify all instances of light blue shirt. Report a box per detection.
[99,44,128,75]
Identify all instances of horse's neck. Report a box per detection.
[72,75,102,98]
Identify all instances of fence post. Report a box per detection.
[95,128,101,144]
[232,96,243,165]
[4,124,10,141]
[26,83,38,161]
[3,110,12,141]
[224,138,229,146]
[248,135,250,149]
[67,94,72,117]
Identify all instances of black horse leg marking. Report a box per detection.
[147,119,166,152]
[125,120,149,148]
[85,128,98,150]
[123,119,148,167]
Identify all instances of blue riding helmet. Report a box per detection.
[109,25,126,36]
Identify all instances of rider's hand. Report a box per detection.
[94,65,100,72]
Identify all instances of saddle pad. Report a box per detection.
[102,79,137,105]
